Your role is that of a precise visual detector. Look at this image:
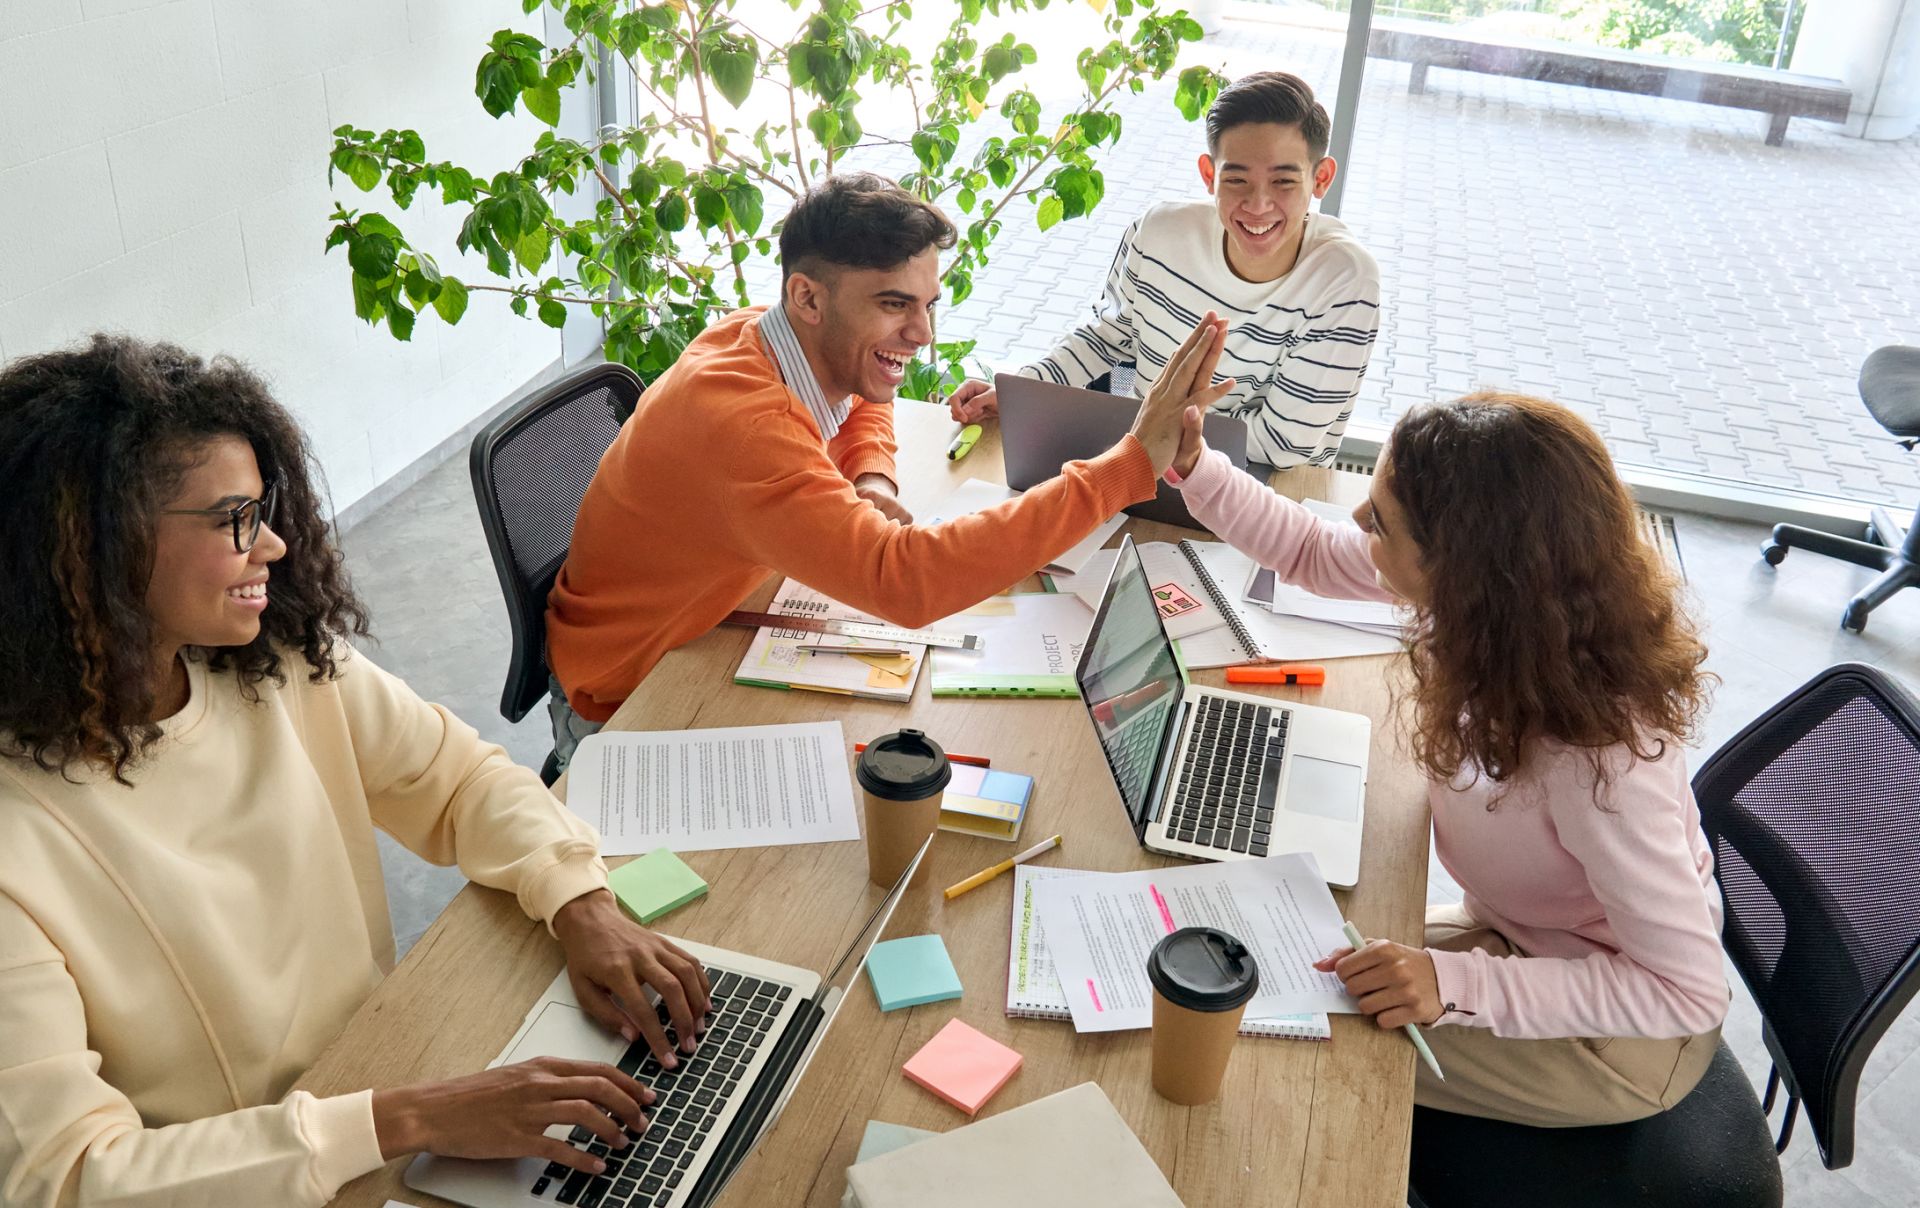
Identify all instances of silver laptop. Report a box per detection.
[405,839,931,1208]
[996,373,1252,530]
[1076,536,1370,887]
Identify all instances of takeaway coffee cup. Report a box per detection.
[1148,927,1261,1105]
[855,729,952,889]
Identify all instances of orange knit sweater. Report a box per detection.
[547,307,1157,722]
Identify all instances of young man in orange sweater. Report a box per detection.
[545,173,1229,758]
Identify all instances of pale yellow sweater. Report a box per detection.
[0,647,609,1207]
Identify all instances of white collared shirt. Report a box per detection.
[758,303,852,442]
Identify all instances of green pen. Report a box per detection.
[1342,920,1446,1082]
[947,423,983,461]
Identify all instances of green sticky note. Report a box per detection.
[607,848,708,924]
[865,934,964,1011]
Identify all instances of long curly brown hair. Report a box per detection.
[1384,392,1710,790]
[0,335,370,782]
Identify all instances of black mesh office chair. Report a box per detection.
[469,363,642,784]
[1761,345,1920,633]
[1693,662,1920,1170]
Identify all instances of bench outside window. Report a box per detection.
[1368,18,1851,147]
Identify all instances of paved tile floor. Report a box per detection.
[344,448,1920,1204]
[734,11,1920,506]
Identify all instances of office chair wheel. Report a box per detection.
[1760,542,1789,567]
[1842,600,1870,634]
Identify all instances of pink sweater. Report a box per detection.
[1174,450,1728,1039]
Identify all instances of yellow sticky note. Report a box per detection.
[867,664,912,689]
[962,597,1017,617]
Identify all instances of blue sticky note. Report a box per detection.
[979,770,1032,805]
[865,935,964,1011]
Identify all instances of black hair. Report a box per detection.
[1205,71,1331,161]
[778,172,958,282]
[0,334,370,781]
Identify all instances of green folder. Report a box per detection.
[608,848,709,924]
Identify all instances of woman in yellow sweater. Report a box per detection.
[0,336,710,1205]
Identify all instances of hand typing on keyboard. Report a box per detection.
[553,889,714,1068]
[370,1055,653,1176]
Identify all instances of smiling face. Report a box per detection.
[1199,122,1336,282]
[145,434,287,660]
[1351,450,1429,606]
[783,247,941,404]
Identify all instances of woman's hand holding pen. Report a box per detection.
[1128,312,1233,479]
[1314,938,1444,1030]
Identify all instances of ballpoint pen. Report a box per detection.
[1341,921,1445,1082]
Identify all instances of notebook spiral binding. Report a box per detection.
[1177,540,1261,662]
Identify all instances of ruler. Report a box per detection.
[722,609,983,652]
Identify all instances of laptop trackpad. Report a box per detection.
[1285,755,1363,823]
[502,1001,626,1067]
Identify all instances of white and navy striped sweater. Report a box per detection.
[1019,201,1381,467]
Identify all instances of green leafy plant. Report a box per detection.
[325,0,1224,392]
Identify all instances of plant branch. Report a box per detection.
[634,70,800,197]
[464,282,652,309]
[786,84,811,190]
[978,69,1131,231]
[590,160,639,222]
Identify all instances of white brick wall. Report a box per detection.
[0,0,563,514]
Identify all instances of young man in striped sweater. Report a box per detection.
[949,71,1382,468]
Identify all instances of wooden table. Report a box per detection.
[302,400,1431,1207]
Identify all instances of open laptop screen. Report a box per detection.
[1075,536,1186,841]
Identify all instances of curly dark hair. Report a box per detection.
[0,334,370,781]
[1384,392,1711,791]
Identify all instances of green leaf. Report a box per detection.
[351,272,383,321]
[628,163,661,206]
[706,41,758,108]
[475,53,524,118]
[723,181,763,235]
[347,232,398,281]
[403,267,433,306]
[957,186,975,213]
[333,149,382,192]
[1036,194,1064,231]
[983,44,1016,81]
[516,228,552,273]
[386,300,416,341]
[1052,163,1100,218]
[1174,65,1221,122]
[692,184,729,230]
[392,129,426,161]
[433,277,469,323]
[537,297,569,328]
[523,81,562,127]
[510,294,529,317]
[655,192,689,231]
[986,156,1014,189]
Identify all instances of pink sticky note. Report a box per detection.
[901,1019,1023,1116]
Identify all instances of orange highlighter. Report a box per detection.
[1226,663,1325,686]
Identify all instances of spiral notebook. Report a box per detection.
[1005,865,1331,1040]
[1175,541,1402,669]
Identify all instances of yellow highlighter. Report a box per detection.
[943,834,1062,900]
[947,423,983,461]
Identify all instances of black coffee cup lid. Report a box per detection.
[1147,927,1260,1012]
[855,729,952,801]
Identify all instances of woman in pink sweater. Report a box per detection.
[1169,390,1727,1126]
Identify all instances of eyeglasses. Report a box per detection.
[161,479,280,553]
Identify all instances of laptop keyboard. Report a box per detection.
[1164,696,1288,856]
[527,967,792,1208]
